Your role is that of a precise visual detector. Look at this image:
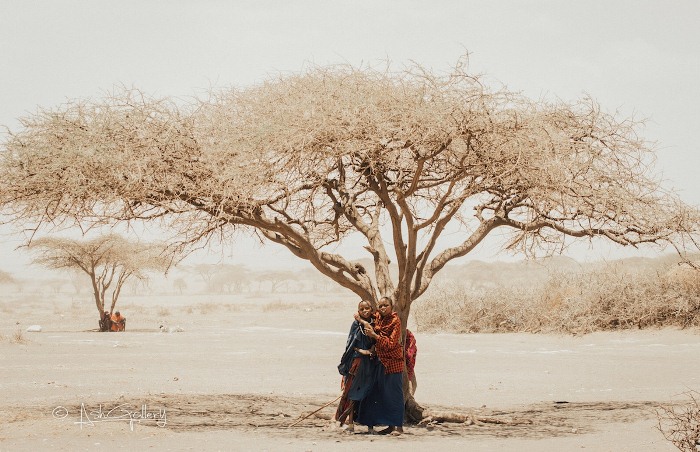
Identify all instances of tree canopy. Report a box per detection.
[2,59,698,322]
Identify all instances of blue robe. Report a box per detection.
[356,367,404,427]
[337,319,379,401]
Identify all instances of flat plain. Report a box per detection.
[1,291,698,451]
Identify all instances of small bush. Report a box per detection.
[262,300,294,312]
[198,302,221,314]
[657,391,700,452]
[11,327,26,344]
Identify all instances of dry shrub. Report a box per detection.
[157,307,171,317]
[197,302,221,314]
[414,263,700,334]
[261,299,340,312]
[657,391,700,452]
[262,300,294,312]
[11,328,26,344]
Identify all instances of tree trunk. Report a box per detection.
[90,274,108,331]
[393,294,425,423]
[403,371,424,423]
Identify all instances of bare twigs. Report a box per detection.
[287,395,341,428]
[657,391,700,452]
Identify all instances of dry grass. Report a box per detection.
[11,327,26,344]
[414,264,700,334]
[224,304,242,312]
[0,302,12,315]
[122,303,147,314]
[262,300,294,312]
[657,391,700,452]
[197,302,221,315]
[261,299,342,312]
[175,303,241,315]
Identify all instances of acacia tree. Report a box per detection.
[209,264,250,293]
[173,277,188,294]
[1,59,699,416]
[28,235,168,324]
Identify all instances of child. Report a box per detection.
[335,300,379,431]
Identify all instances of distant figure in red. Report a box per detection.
[110,311,126,332]
[404,329,417,395]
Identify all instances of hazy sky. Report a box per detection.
[1,1,699,276]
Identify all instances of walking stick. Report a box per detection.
[287,394,342,428]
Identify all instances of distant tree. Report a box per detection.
[173,277,188,294]
[209,264,250,293]
[125,276,154,296]
[27,235,168,327]
[67,269,85,295]
[47,278,65,294]
[256,270,296,293]
[190,264,221,292]
[297,267,347,292]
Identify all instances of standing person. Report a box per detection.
[335,300,379,432]
[356,297,405,435]
[405,329,417,395]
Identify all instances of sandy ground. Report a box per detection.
[1,291,699,451]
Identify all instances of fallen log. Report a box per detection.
[419,409,532,426]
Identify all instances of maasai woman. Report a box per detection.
[404,329,417,395]
[356,296,405,435]
[335,300,379,431]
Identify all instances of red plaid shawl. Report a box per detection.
[404,329,417,380]
[374,312,404,374]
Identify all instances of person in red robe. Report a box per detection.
[110,311,126,332]
[404,329,417,395]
